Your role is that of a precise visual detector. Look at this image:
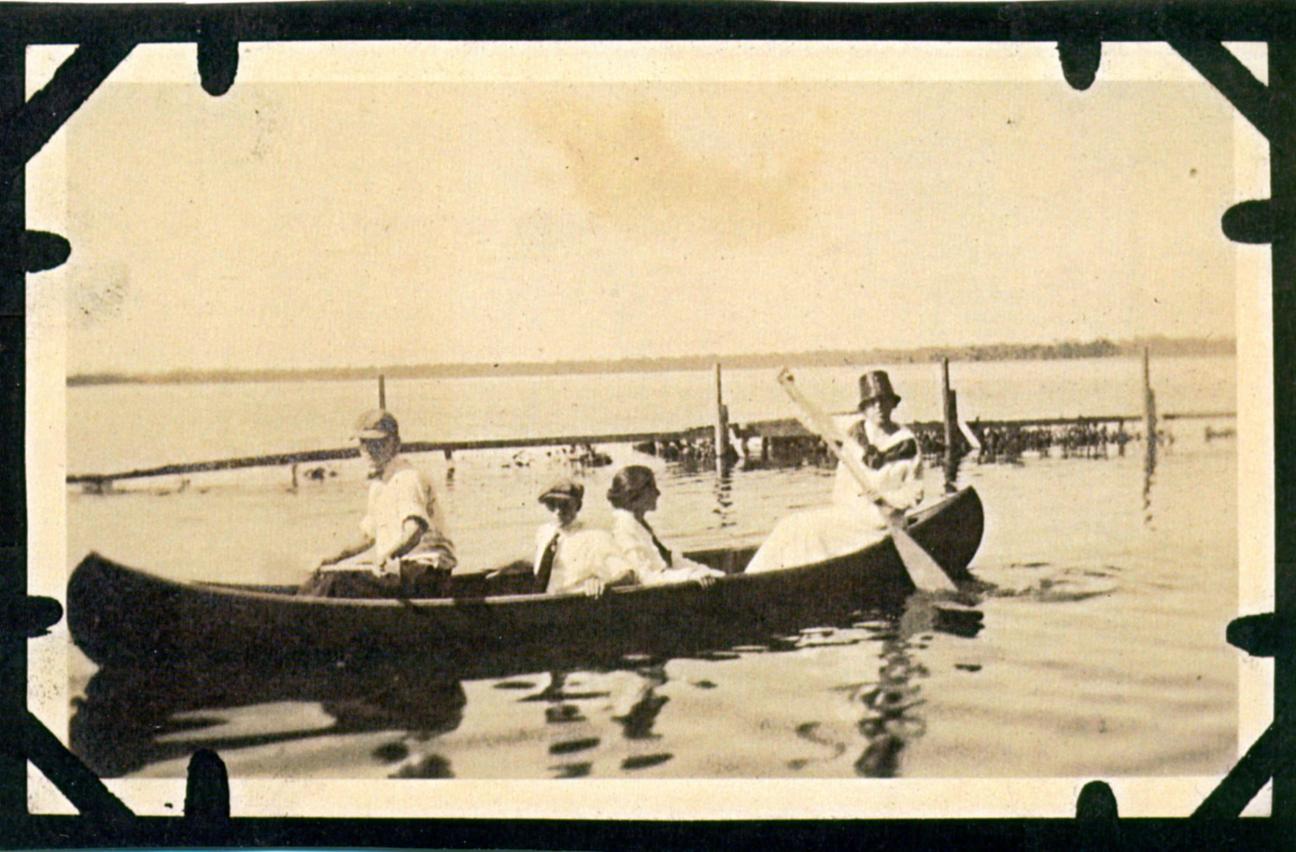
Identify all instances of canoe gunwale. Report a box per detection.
[111,487,979,609]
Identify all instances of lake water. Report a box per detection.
[64,356,1241,780]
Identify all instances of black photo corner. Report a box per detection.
[0,1,1288,848]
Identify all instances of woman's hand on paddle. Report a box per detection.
[582,577,606,599]
[695,575,717,590]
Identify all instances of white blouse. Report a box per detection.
[609,509,723,586]
[830,416,925,516]
[534,520,637,595]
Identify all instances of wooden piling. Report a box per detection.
[1143,347,1157,457]
[714,362,730,470]
[378,374,386,409]
[942,358,960,491]
[948,390,959,449]
[948,355,959,451]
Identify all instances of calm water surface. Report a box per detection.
[65,357,1240,779]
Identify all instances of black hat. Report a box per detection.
[858,370,901,409]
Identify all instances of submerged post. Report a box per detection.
[714,362,730,471]
[378,374,386,409]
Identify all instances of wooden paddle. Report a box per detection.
[776,368,958,594]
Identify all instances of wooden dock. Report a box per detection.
[66,428,700,488]
[67,357,1233,490]
[66,409,1235,490]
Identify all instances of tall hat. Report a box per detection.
[858,370,901,409]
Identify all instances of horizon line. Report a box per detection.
[67,335,1237,386]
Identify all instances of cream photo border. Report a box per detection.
[24,39,1274,818]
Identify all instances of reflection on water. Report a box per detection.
[977,562,1120,604]
[712,470,736,529]
[852,597,984,777]
[1143,435,1158,528]
[71,655,467,778]
[525,663,676,777]
[72,591,988,780]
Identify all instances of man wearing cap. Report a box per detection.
[301,408,456,597]
[746,370,924,574]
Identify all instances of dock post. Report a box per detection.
[1143,348,1157,460]
[942,358,959,490]
[714,362,730,471]
[378,374,386,409]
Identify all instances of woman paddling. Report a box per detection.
[745,370,924,574]
[607,466,723,588]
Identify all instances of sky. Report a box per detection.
[57,55,1240,374]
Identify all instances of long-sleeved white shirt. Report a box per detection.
[610,509,723,586]
[830,416,925,523]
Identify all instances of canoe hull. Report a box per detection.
[68,487,984,670]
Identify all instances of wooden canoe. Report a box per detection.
[68,486,983,670]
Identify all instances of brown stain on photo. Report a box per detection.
[526,90,821,246]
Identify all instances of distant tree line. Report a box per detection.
[67,335,1236,386]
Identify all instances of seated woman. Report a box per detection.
[533,478,635,598]
[745,370,924,574]
[606,465,724,587]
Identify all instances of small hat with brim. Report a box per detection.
[353,408,400,440]
[539,479,584,504]
[858,370,901,409]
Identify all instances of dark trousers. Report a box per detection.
[297,563,451,599]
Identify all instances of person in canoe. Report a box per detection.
[745,370,924,574]
[532,478,635,598]
[299,408,457,598]
[606,465,723,588]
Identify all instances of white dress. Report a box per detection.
[610,509,724,585]
[744,417,925,574]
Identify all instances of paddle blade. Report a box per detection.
[892,527,958,593]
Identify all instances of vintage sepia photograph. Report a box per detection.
[25,39,1272,818]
